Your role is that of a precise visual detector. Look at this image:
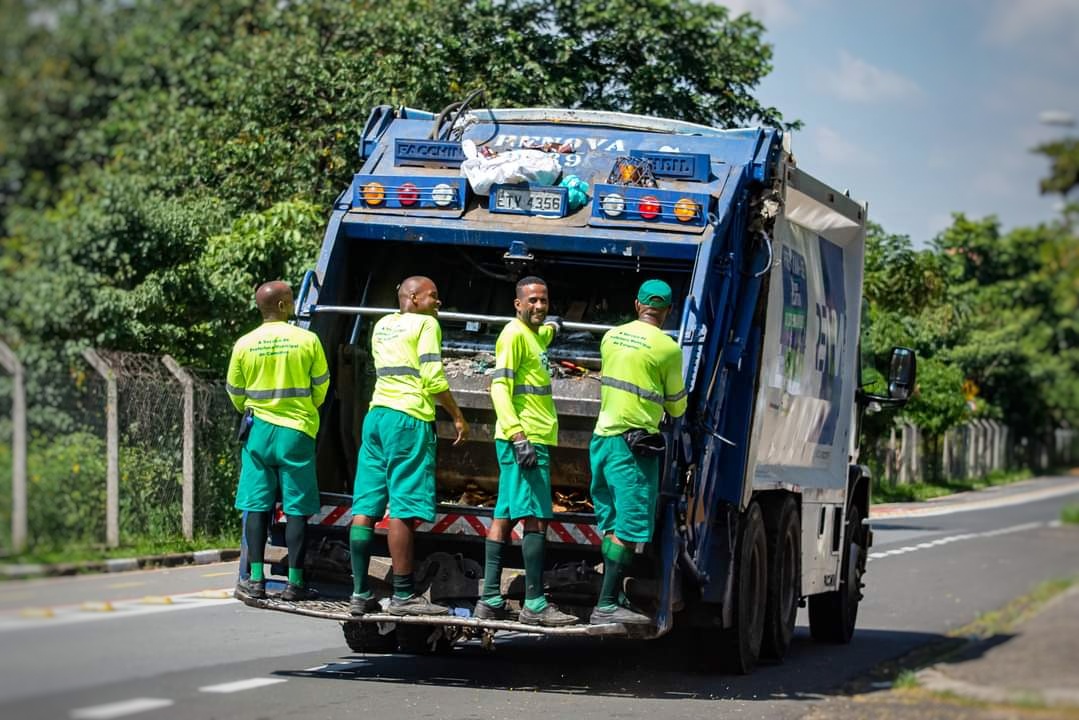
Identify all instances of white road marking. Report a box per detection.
[199,677,288,694]
[0,589,236,633]
[869,521,1048,561]
[70,698,173,719]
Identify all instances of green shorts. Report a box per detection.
[493,439,553,520]
[353,406,437,522]
[235,416,319,517]
[589,434,660,543]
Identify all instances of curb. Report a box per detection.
[0,548,241,580]
[916,667,1079,709]
[870,477,1079,520]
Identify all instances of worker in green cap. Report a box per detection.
[349,276,470,617]
[227,280,329,602]
[589,279,687,625]
[475,276,578,627]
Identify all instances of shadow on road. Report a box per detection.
[273,626,946,702]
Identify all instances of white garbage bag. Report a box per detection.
[460,140,562,196]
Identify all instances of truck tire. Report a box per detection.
[342,621,397,654]
[808,504,866,644]
[722,501,767,674]
[761,496,800,661]
[396,623,454,655]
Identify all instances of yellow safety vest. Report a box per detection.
[369,312,450,422]
[594,320,687,436]
[226,321,330,438]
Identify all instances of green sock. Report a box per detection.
[482,539,506,606]
[524,595,548,613]
[598,539,632,610]
[523,530,546,608]
[249,563,264,582]
[288,567,304,586]
[350,525,374,597]
[393,573,414,599]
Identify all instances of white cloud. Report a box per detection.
[820,51,922,104]
[810,126,877,167]
[718,0,800,26]
[984,0,1079,50]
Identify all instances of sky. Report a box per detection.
[722,0,1079,247]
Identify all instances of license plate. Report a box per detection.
[490,184,567,217]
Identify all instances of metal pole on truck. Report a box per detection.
[306,305,679,338]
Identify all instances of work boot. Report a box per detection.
[472,600,517,621]
[281,583,319,601]
[234,578,266,601]
[589,605,651,626]
[387,594,449,616]
[349,594,382,616]
[518,603,579,627]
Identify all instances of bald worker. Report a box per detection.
[349,276,470,617]
[227,280,329,602]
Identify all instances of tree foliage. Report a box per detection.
[0,0,794,379]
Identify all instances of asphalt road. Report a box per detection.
[1,477,1077,720]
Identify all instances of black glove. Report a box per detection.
[544,316,563,335]
[622,429,666,457]
[512,438,539,469]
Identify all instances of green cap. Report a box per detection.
[637,279,673,308]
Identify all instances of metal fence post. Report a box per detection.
[82,349,119,548]
[0,340,27,553]
[161,355,195,541]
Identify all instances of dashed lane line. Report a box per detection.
[199,677,288,694]
[69,698,174,719]
[869,521,1048,561]
[0,588,236,633]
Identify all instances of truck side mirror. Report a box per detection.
[887,347,916,401]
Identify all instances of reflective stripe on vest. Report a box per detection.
[513,384,553,396]
[601,376,663,405]
[376,366,421,378]
[227,385,313,400]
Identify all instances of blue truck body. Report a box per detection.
[248,106,912,670]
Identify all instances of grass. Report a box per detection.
[872,468,1033,504]
[1062,504,1079,525]
[0,532,240,568]
[949,576,1075,640]
[893,669,920,689]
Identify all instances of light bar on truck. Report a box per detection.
[590,184,709,228]
[629,150,711,182]
[350,174,468,212]
[393,138,466,168]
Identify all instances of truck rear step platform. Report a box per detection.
[242,596,649,637]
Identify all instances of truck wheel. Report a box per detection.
[722,501,767,674]
[761,496,800,661]
[808,504,866,644]
[342,621,397,654]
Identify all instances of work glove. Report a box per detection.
[512,438,539,469]
[544,316,564,335]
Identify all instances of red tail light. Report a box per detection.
[638,195,661,220]
[398,182,419,206]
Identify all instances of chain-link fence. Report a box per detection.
[0,350,240,556]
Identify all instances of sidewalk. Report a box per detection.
[871,474,1079,520]
[807,577,1079,720]
[916,584,1079,709]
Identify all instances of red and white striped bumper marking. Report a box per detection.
[278,505,600,545]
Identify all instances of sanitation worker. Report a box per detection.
[349,276,469,617]
[589,279,687,625]
[474,276,578,627]
[228,280,329,602]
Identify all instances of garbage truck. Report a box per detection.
[240,103,916,673]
